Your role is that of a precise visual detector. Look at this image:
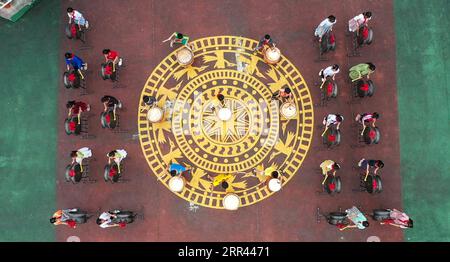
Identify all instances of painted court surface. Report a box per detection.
[0,0,448,242]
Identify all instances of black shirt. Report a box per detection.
[104,96,119,107]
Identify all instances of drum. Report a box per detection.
[104,163,121,183]
[101,62,117,81]
[100,110,118,129]
[323,127,341,147]
[169,176,185,193]
[280,103,297,119]
[324,80,338,98]
[65,163,82,183]
[176,47,194,67]
[223,193,240,210]
[365,175,382,194]
[63,71,80,89]
[217,107,232,121]
[363,126,381,144]
[65,117,81,135]
[263,46,281,65]
[324,176,342,194]
[147,107,164,123]
[268,178,282,192]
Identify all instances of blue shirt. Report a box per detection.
[169,163,186,175]
[66,55,84,69]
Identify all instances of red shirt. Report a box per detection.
[107,50,118,60]
[71,102,88,115]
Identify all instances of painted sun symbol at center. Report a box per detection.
[202,99,250,143]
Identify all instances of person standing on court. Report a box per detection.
[67,7,89,30]
[314,15,336,42]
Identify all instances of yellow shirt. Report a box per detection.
[320,160,335,175]
[213,174,233,187]
[264,167,277,177]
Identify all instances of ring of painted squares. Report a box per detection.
[138,36,314,209]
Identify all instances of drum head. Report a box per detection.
[218,108,232,121]
[65,117,81,135]
[265,47,281,64]
[63,71,80,89]
[324,176,341,194]
[324,80,338,98]
[101,62,117,81]
[364,126,380,144]
[323,128,341,146]
[169,176,185,192]
[147,107,164,123]
[104,163,120,182]
[268,178,282,192]
[65,163,82,183]
[101,110,118,129]
[365,175,381,194]
[223,194,240,210]
[280,103,297,119]
[356,80,370,97]
[177,48,194,66]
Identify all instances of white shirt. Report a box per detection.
[361,114,373,122]
[99,212,114,228]
[325,114,343,126]
[323,66,340,78]
[68,10,83,20]
[353,14,371,25]
[319,18,336,28]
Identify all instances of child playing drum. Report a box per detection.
[254,34,276,52]
[163,32,194,50]
[272,87,293,103]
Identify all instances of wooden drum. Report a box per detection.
[147,107,164,123]
[280,102,297,119]
[223,193,240,210]
[263,46,281,65]
[169,176,185,193]
[176,47,194,67]
[268,178,282,192]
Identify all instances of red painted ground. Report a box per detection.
[56,0,402,242]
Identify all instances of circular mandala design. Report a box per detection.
[138,36,314,209]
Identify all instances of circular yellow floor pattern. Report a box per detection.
[138,36,313,209]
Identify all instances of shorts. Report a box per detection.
[358,159,368,169]
[74,17,86,26]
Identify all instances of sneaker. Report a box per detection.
[118,101,123,109]
[118,58,123,67]
[83,63,88,70]
[85,21,89,29]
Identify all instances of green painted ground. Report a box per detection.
[395,0,450,241]
[0,0,448,242]
[0,0,59,241]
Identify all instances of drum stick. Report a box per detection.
[113,62,116,72]
[113,108,117,121]
[319,79,325,89]
[78,69,84,80]
[364,172,369,182]
[321,174,328,185]
[321,126,329,137]
[360,125,367,136]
